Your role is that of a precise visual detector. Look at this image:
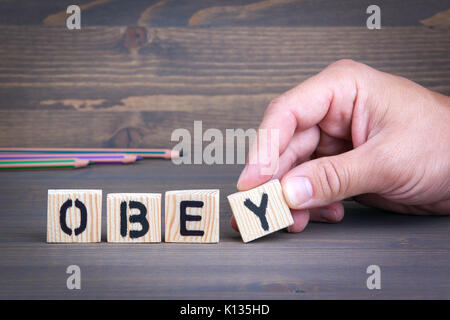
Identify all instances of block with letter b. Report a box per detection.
[227,179,293,243]
[107,193,161,243]
[47,189,102,243]
[165,189,219,243]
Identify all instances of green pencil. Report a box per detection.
[0,158,90,170]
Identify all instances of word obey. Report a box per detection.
[47,180,293,243]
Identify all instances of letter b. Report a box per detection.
[120,200,149,239]
[107,193,162,243]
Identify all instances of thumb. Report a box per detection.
[281,144,381,209]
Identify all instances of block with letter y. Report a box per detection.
[227,179,293,243]
[165,189,220,243]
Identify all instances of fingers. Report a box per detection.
[237,60,368,192]
[286,209,310,233]
[315,131,353,158]
[273,126,320,180]
[281,141,381,209]
[237,126,320,190]
[286,202,344,233]
[309,202,345,223]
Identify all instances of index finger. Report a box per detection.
[237,59,363,190]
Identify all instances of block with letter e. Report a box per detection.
[107,193,161,243]
[165,189,219,243]
[47,189,102,243]
[227,179,293,243]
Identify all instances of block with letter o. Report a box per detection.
[47,190,102,243]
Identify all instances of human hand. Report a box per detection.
[232,60,450,233]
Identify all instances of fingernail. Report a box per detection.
[284,177,313,208]
[318,208,336,222]
[236,165,248,189]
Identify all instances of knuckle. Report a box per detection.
[328,59,369,78]
[331,59,360,69]
[315,159,348,201]
[265,96,285,116]
[264,95,296,126]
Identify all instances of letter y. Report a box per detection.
[244,193,269,231]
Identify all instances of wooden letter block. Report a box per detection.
[227,179,293,243]
[165,190,219,243]
[47,189,102,243]
[107,193,161,243]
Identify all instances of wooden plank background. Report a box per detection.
[0,0,449,299]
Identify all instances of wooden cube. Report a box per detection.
[227,179,293,243]
[165,190,219,243]
[47,189,102,243]
[107,193,161,243]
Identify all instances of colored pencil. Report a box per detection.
[0,148,182,159]
[0,159,90,170]
[0,154,142,164]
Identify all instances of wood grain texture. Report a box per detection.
[420,8,450,27]
[0,0,448,27]
[0,25,449,149]
[43,0,112,26]
[47,189,102,243]
[107,193,161,243]
[188,0,297,26]
[228,179,293,243]
[0,0,449,299]
[1,162,448,299]
[165,189,220,243]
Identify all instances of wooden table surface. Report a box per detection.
[0,0,449,299]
